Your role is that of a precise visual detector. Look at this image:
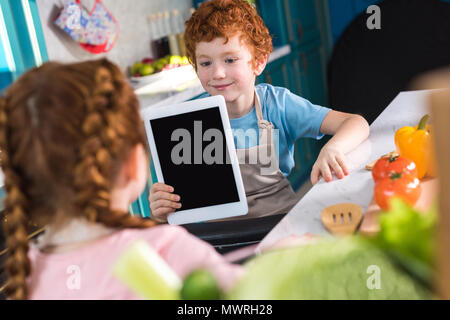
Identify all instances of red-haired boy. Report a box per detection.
[150,0,369,221]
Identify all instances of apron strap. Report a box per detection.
[254,90,264,121]
[254,89,274,144]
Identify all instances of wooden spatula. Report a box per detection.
[321,203,364,236]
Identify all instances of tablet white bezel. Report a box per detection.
[141,95,248,225]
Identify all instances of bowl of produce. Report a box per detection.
[129,55,192,85]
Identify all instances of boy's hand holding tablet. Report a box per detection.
[149,183,181,222]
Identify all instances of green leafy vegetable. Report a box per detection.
[227,197,437,300]
[373,197,436,267]
[227,237,432,299]
[369,197,437,289]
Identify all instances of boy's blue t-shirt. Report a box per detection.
[197,83,331,176]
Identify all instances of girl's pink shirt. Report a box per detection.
[26,225,244,299]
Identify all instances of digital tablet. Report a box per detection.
[141,95,248,225]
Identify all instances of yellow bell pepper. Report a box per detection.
[394,114,436,179]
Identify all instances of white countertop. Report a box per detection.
[256,89,435,253]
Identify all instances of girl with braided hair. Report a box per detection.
[0,59,243,299]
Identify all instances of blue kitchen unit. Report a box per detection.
[256,0,332,191]
[0,0,48,211]
[0,0,48,91]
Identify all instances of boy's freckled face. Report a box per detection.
[195,35,258,103]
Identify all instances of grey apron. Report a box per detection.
[218,90,300,221]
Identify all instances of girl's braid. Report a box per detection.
[73,61,156,229]
[0,59,157,300]
[0,96,31,300]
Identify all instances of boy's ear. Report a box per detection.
[253,54,268,76]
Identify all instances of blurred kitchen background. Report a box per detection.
[36,0,193,72]
[0,0,387,93]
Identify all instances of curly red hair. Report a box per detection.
[184,0,273,70]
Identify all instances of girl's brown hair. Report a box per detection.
[0,59,156,300]
[184,0,273,70]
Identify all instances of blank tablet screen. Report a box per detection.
[149,107,240,211]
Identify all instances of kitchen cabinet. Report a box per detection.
[256,0,332,191]
[327,0,381,44]
[284,0,322,47]
[257,0,288,47]
[257,0,323,48]
[257,55,290,89]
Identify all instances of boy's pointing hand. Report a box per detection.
[310,145,349,185]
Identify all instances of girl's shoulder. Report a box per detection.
[26,225,194,299]
[112,224,191,248]
[27,224,190,260]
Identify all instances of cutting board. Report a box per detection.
[359,177,439,236]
